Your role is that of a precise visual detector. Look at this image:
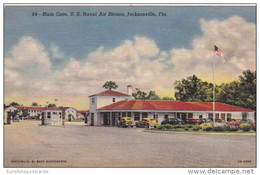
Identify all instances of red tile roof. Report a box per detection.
[16,106,45,110]
[98,100,254,112]
[89,90,129,97]
[77,110,89,113]
[44,107,62,111]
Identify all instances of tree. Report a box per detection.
[103,81,118,90]
[133,90,161,100]
[174,75,213,102]
[48,104,56,108]
[217,70,256,110]
[31,102,38,106]
[162,97,175,101]
[132,90,147,99]
[174,70,256,110]
[9,102,19,106]
[147,91,160,100]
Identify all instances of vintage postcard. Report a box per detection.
[3,4,256,170]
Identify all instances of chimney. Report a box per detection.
[127,85,133,96]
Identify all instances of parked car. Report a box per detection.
[185,118,202,125]
[215,119,226,123]
[226,119,241,127]
[199,118,212,123]
[161,118,184,125]
[136,118,157,128]
[242,118,253,124]
[13,115,20,122]
[117,117,134,127]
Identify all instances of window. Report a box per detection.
[199,115,203,119]
[227,113,231,121]
[164,114,169,120]
[177,112,181,119]
[142,113,148,119]
[53,112,57,114]
[47,112,51,119]
[242,112,248,120]
[188,113,193,119]
[134,112,140,121]
[215,113,219,119]
[221,113,225,120]
[127,112,131,117]
[208,113,213,120]
[122,112,126,117]
[92,98,95,104]
[113,98,115,102]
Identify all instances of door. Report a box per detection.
[181,113,187,122]
[91,113,94,126]
[103,113,110,125]
[112,113,116,126]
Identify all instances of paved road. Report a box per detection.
[4,120,256,168]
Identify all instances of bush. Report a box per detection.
[252,123,256,131]
[239,123,251,131]
[184,125,189,131]
[200,123,213,131]
[173,125,185,128]
[226,125,239,132]
[157,124,174,130]
[192,125,200,131]
[212,123,226,132]
[212,125,225,132]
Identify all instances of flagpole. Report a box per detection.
[213,53,216,123]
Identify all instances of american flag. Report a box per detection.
[214,45,223,58]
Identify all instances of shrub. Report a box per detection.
[187,124,193,128]
[174,125,185,128]
[212,123,226,132]
[226,125,239,132]
[192,125,200,131]
[157,125,164,130]
[157,124,174,130]
[212,125,225,132]
[184,125,189,131]
[239,123,251,131]
[200,123,213,131]
[252,123,256,131]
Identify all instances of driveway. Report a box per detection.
[4,120,256,167]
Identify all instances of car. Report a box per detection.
[226,119,241,127]
[215,119,226,123]
[185,118,202,125]
[242,118,253,124]
[12,115,20,122]
[199,118,212,123]
[117,117,134,127]
[161,118,184,125]
[136,118,157,128]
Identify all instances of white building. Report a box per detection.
[42,107,62,125]
[88,85,133,125]
[16,106,45,117]
[88,86,255,126]
[64,107,77,120]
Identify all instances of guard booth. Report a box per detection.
[41,109,62,125]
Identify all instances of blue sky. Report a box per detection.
[4,5,256,109]
[5,6,255,60]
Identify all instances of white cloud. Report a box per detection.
[5,16,256,107]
